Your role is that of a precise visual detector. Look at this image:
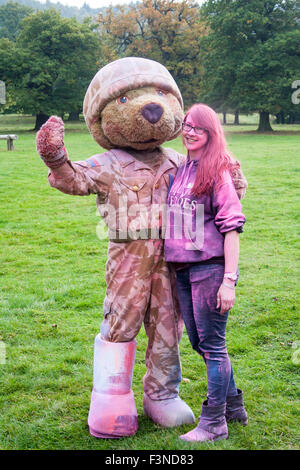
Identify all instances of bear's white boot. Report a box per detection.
[143,394,195,427]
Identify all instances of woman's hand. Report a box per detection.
[216,281,235,315]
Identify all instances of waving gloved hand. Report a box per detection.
[36,116,68,169]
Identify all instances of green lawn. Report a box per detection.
[0,114,299,450]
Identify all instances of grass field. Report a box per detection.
[0,114,299,450]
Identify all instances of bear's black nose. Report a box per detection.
[141,103,163,124]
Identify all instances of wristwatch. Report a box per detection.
[224,272,238,281]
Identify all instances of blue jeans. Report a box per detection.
[176,263,238,406]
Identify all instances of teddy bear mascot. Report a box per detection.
[36,57,247,439]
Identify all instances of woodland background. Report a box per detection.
[0,0,299,130]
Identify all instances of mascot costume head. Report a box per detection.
[83,57,184,151]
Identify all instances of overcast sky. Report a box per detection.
[39,0,204,8]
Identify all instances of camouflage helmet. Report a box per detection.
[83,57,183,149]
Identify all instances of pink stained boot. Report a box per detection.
[225,389,248,425]
[88,335,138,439]
[180,400,228,442]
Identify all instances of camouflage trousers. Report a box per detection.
[100,239,184,400]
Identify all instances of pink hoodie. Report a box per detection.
[164,157,246,263]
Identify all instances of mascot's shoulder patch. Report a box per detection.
[87,156,102,167]
[86,153,112,167]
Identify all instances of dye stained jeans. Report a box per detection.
[175,263,238,406]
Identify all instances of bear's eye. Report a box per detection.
[157,90,166,97]
[116,96,129,104]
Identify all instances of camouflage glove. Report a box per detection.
[36,116,68,169]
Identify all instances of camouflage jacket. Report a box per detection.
[48,147,184,242]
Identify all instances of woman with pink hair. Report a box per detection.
[164,103,248,442]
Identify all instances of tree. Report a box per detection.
[0,1,33,41]
[97,0,205,107]
[200,0,300,131]
[0,9,101,129]
[235,27,300,131]
[0,37,23,113]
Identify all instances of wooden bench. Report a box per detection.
[0,134,18,150]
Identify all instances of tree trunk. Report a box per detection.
[288,113,295,124]
[234,110,239,125]
[34,113,49,131]
[257,111,273,132]
[275,111,284,124]
[223,112,227,124]
[68,110,80,121]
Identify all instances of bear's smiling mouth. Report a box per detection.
[118,130,159,145]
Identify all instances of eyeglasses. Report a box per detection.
[182,122,207,135]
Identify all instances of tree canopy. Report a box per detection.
[199,0,300,130]
[96,0,205,107]
[0,1,33,40]
[0,8,101,128]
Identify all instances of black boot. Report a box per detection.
[225,389,248,425]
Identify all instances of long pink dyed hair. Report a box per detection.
[184,103,240,197]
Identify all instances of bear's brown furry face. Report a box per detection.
[93,87,184,151]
